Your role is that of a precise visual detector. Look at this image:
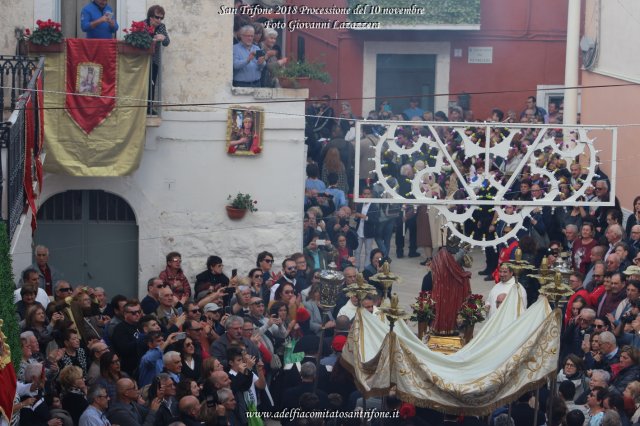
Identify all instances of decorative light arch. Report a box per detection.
[354,121,617,248]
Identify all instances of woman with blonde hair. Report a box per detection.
[322,147,349,194]
[59,365,88,425]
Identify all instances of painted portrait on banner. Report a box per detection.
[77,63,102,95]
[226,106,264,155]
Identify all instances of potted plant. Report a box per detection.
[275,60,331,89]
[410,291,436,339]
[24,19,64,53]
[226,193,258,220]
[119,21,155,54]
[456,294,485,343]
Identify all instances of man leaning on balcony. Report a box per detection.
[81,0,119,39]
[232,25,265,87]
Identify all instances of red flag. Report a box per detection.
[24,93,37,235]
[65,39,117,134]
[35,74,44,192]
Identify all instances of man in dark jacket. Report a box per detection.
[178,395,204,426]
[194,256,230,300]
[111,301,142,377]
[108,378,160,426]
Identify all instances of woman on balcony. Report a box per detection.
[260,28,287,88]
[145,5,170,114]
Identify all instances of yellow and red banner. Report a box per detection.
[43,39,150,176]
[65,39,117,134]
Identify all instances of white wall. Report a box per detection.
[9,0,309,297]
[584,0,640,84]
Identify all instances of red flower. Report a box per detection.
[399,403,415,420]
[24,28,31,35]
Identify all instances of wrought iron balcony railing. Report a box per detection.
[0,55,43,239]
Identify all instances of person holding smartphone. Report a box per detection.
[80,0,118,39]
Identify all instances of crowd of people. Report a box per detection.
[9,241,433,426]
[301,91,640,425]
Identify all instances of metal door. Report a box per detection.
[35,190,138,298]
[375,54,436,115]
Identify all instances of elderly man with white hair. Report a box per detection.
[604,224,625,261]
[162,350,182,384]
[563,224,579,251]
[232,24,266,87]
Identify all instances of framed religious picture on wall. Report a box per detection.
[226,106,264,155]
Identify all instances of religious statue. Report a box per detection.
[430,235,472,335]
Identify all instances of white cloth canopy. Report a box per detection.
[340,287,561,415]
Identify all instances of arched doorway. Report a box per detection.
[35,190,138,297]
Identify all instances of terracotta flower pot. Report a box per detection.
[117,42,154,55]
[28,41,63,54]
[226,206,247,220]
[279,76,310,89]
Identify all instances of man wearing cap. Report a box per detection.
[203,302,226,341]
[624,265,640,282]
[402,97,424,121]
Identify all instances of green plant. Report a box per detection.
[25,19,63,46]
[0,223,22,369]
[275,60,331,84]
[123,21,154,49]
[227,193,258,212]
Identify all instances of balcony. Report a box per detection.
[0,55,43,240]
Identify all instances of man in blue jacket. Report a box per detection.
[81,0,118,39]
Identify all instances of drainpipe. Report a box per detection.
[563,0,581,125]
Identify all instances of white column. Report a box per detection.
[563,0,581,125]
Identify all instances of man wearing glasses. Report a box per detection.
[108,378,161,426]
[256,251,275,304]
[79,384,111,426]
[561,307,596,359]
[141,277,164,315]
[270,258,297,303]
[111,301,143,376]
[53,281,74,303]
